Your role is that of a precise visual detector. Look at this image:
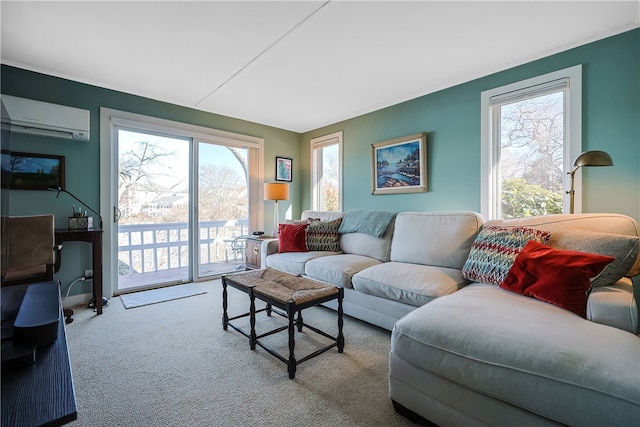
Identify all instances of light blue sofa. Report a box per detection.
[263,210,484,330]
[263,210,640,426]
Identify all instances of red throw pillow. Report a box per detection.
[278,223,309,253]
[500,241,615,318]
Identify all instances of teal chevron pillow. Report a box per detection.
[462,226,551,285]
[306,218,342,252]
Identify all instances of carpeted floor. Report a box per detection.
[64,279,418,426]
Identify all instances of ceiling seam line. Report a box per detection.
[194,0,332,107]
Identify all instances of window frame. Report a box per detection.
[310,131,343,212]
[480,65,582,219]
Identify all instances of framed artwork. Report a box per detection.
[0,151,65,190]
[371,132,427,195]
[275,156,292,182]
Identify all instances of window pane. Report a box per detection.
[498,91,565,219]
[117,129,190,290]
[197,142,249,278]
[319,144,339,211]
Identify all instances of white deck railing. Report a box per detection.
[117,220,248,276]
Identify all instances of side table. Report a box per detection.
[244,236,273,269]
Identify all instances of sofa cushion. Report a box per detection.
[278,223,309,253]
[340,232,393,262]
[500,241,615,317]
[306,218,342,252]
[265,251,337,276]
[545,228,639,288]
[392,283,640,427]
[304,254,381,289]
[352,262,467,307]
[461,226,551,285]
[390,211,484,269]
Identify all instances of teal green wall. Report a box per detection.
[302,29,640,220]
[1,66,301,292]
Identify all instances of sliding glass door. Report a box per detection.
[101,109,264,297]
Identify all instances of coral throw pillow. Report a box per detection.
[462,226,551,285]
[500,241,615,318]
[278,223,309,253]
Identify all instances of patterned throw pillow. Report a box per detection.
[306,218,342,252]
[461,226,551,285]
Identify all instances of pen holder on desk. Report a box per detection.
[68,216,92,230]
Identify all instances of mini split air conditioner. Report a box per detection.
[1,94,90,141]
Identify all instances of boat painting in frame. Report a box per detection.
[372,132,427,195]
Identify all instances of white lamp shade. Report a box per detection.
[264,183,289,201]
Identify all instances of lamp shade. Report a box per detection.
[264,183,289,201]
[573,150,613,167]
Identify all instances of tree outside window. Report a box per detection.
[498,92,564,219]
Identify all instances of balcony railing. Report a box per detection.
[117,220,248,290]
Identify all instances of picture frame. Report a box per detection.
[0,151,65,190]
[275,156,292,182]
[371,132,427,195]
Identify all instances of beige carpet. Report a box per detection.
[65,279,417,426]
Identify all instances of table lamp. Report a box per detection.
[264,183,289,237]
[567,150,613,214]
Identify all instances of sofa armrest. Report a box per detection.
[587,277,638,334]
[260,238,279,268]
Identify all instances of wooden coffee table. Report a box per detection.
[222,268,344,379]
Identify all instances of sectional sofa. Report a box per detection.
[262,210,640,426]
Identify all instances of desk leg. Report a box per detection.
[93,232,103,315]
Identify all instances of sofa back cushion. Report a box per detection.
[340,230,394,262]
[301,210,344,222]
[485,214,640,278]
[391,211,484,269]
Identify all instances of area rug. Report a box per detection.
[120,283,207,309]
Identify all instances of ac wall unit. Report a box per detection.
[0,94,90,141]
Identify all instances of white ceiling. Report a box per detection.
[2,1,639,133]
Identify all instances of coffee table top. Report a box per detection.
[223,268,338,305]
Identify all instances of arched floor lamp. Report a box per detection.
[567,150,613,214]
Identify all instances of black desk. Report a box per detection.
[55,228,103,315]
[1,283,77,426]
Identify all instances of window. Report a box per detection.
[481,65,582,219]
[311,131,342,211]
